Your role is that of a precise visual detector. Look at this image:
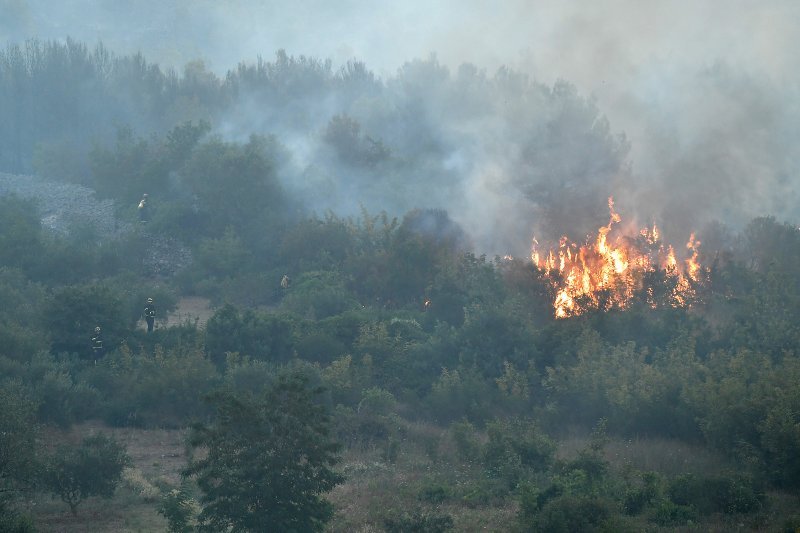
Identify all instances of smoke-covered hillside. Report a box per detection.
[3,0,799,254]
[2,4,800,531]
[3,41,798,260]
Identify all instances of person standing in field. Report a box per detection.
[138,193,149,223]
[144,297,156,333]
[91,326,104,363]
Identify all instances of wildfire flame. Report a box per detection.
[531,197,705,318]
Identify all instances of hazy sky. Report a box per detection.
[5,0,797,153]
[6,1,797,79]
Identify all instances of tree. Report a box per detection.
[205,304,295,368]
[0,381,38,508]
[44,283,127,357]
[180,135,286,238]
[184,372,344,532]
[0,196,44,272]
[43,433,131,515]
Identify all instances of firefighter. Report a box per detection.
[144,297,156,333]
[138,193,149,223]
[91,326,104,362]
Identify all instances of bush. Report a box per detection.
[321,354,370,407]
[526,495,618,533]
[667,473,764,516]
[43,433,131,515]
[417,484,451,504]
[449,419,481,462]
[622,471,662,516]
[44,283,127,357]
[0,509,35,533]
[649,500,698,527]
[90,344,219,428]
[484,417,555,488]
[384,510,455,533]
[0,196,44,272]
[184,372,344,532]
[121,467,160,502]
[280,271,359,319]
[35,370,101,427]
[460,478,510,508]
[0,381,39,506]
[157,485,200,533]
[427,366,497,423]
[205,304,295,368]
[222,354,277,396]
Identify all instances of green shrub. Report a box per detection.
[35,370,101,428]
[667,473,764,516]
[0,322,47,361]
[222,354,277,396]
[321,354,370,407]
[90,344,219,427]
[449,419,481,462]
[384,510,454,533]
[44,283,128,357]
[484,417,555,488]
[205,304,295,367]
[0,509,35,533]
[43,433,131,515]
[460,478,509,508]
[280,271,358,319]
[0,380,39,506]
[648,500,697,527]
[358,387,397,417]
[294,330,347,365]
[417,484,450,504]
[525,495,618,533]
[0,196,44,272]
[622,471,662,516]
[427,366,497,423]
[332,388,404,450]
[184,372,343,533]
[157,485,199,533]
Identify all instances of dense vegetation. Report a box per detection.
[1,38,799,531]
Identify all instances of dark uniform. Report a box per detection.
[91,326,104,362]
[144,298,156,333]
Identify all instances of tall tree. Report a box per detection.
[185,372,344,532]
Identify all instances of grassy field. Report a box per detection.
[20,421,800,532]
[30,422,185,532]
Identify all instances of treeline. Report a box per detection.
[1,38,627,245]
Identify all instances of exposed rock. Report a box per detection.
[0,172,192,277]
[0,172,130,238]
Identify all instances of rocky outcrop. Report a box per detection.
[0,172,130,238]
[0,172,192,277]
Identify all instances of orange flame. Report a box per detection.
[531,197,705,318]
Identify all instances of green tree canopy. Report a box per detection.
[44,284,127,357]
[0,381,39,507]
[185,372,344,532]
[43,433,130,515]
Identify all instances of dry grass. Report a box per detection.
[557,434,731,477]
[135,296,214,331]
[327,421,517,533]
[31,421,187,532]
[26,421,800,532]
[168,296,214,329]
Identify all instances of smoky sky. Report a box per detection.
[3,0,799,255]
